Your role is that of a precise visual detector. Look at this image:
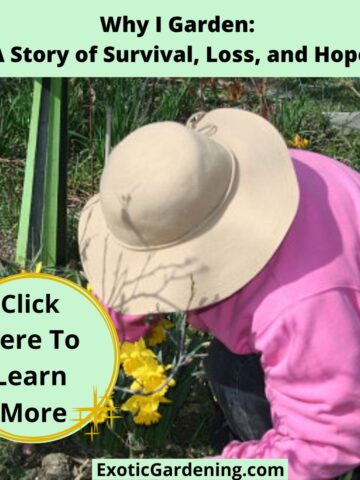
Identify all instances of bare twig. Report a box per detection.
[73,458,91,480]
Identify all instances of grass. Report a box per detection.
[1,77,360,262]
[0,77,360,479]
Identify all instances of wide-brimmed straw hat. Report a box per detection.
[78,108,299,314]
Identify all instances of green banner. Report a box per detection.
[92,459,288,480]
[0,0,360,76]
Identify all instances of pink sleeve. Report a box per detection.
[218,289,360,479]
[97,297,158,342]
[187,309,210,332]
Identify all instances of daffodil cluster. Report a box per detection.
[120,334,175,426]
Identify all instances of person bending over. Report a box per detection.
[78,108,360,480]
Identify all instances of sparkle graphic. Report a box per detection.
[85,425,100,441]
[73,387,121,440]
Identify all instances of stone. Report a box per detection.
[325,112,360,133]
[37,453,73,480]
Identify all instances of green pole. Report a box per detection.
[16,78,68,267]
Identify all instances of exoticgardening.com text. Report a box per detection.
[96,461,286,479]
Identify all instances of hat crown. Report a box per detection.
[100,121,234,249]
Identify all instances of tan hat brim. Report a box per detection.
[78,108,299,314]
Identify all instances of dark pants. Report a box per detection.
[204,339,360,480]
[204,339,272,448]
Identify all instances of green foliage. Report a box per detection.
[0,440,26,480]
[0,79,32,159]
[88,313,210,456]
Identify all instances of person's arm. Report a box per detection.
[96,296,159,342]
[187,309,210,332]
[218,289,360,479]
[100,299,210,342]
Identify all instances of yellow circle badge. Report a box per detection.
[0,273,120,443]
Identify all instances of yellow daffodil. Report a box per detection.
[35,262,43,273]
[121,392,170,425]
[131,361,167,382]
[130,373,175,397]
[119,338,149,360]
[146,319,174,346]
[288,134,310,149]
[106,398,116,414]
[119,339,156,376]
[119,333,176,426]
[133,407,161,425]
[121,394,158,414]
[94,410,108,424]
[93,398,119,425]
[20,261,43,274]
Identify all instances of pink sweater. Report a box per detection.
[103,150,360,479]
